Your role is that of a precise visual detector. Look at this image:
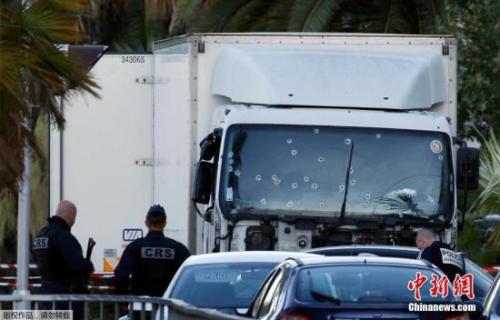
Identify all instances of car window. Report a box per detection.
[311,248,493,299]
[463,257,493,298]
[169,262,275,309]
[250,269,278,318]
[268,265,291,318]
[297,265,457,303]
[258,268,284,318]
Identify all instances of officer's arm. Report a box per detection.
[58,233,93,275]
[114,243,135,294]
[420,247,435,264]
[178,244,191,265]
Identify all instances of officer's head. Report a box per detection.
[145,205,166,231]
[56,200,77,227]
[416,228,436,250]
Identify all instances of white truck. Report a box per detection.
[50,33,479,273]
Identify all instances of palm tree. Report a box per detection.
[167,0,444,35]
[0,0,99,259]
[83,0,444,50]
[83,0,174,52]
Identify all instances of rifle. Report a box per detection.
[79,238,96,293]
[86,237,96,260]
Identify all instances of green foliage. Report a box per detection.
[288,0,341,32]
[189,0,249,32]
[0,193,17,261]
[472,130,500,215]
[458,216,500,266]
[85,0,173,52]
[222,0,277,32]
[171,0,444,34]
[438,0,500,137]
[0,115,49,261]
[468,129,500,251]
[83,0,453,51]
[0,0,97,259]
[0,0,99,192]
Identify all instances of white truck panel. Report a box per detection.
[212,46,446,109]
[50,54,154,272]
[153,44,197,251]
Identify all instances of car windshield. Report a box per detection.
[220,125,453,221]
[309,248,493,298]
[297,265,455,303]
[169,262,275,309]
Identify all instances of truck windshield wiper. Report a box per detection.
[379,212,445,222]
[377,213,446,227]
[339,140,354,222]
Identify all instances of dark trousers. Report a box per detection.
[40,281,86,320]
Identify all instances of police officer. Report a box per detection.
[33,200,94,320]
[416,228,465,281]
[114,205,191,296]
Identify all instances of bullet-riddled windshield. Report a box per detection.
[219,125,453,222]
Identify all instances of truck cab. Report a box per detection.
[155,34,477,253]
[200,106,455,252]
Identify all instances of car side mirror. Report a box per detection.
[191,161,213,204]
[457,147,480,190]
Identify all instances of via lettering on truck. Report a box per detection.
[141,247,175,259]
[122,228,143,241]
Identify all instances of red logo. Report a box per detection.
[453,274,475,299]
[429,274,449,298]
[407,272,428,301]
[407,273,474,300]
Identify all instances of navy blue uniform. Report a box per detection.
[418,241,465,281]
[114,231,191,296]
[33,216,94,293]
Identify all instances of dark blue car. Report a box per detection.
[308,245,493,300]
[247,256,470,320]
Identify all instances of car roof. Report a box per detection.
[308,245,420,253]
[291,255,434,269]
[181,251,318,266]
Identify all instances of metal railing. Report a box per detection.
[0,294,247,320]
[0,264,116,292]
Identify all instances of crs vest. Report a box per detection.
[33,216,92,283]
[115,231,191,296]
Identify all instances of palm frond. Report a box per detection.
[0,0,99,192]
[190,0,249,33]
[169,0,203,35]
[472,129,500,215]
[250,0,292,32]
[223,0,275,32]
[288,0,342,32]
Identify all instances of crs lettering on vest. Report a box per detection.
[141,247,175,260]
[33,237,49,250]
[440,248,464,269]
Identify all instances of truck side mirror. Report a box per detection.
[457,147,480,190]
[192,161,213,204]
